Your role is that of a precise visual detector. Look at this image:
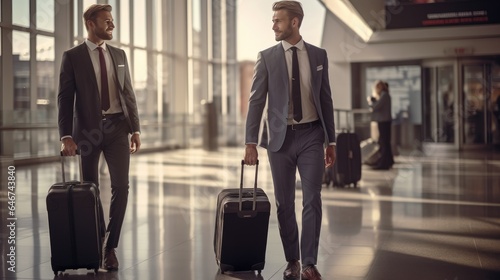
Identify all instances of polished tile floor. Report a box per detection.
[1,146,500,280]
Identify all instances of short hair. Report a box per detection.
[83,4,112,30]
[272,1,304,28]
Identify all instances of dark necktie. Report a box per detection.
[97,46,110,111]
[291,46,302,122]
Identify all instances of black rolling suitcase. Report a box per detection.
[46,153,101,275]
[327,110,362,187]
[214,160,270,274]
[334,131,362,187]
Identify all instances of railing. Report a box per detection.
[334,108,372,140]
[0,113,248,165]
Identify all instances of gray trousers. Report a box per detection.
[79,115,130,249]
[267,123,325,266]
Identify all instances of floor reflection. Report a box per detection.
[1,147,500,280]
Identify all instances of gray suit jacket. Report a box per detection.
[370,90,392,122]
[245,42,335,152]
[58,42,140,143]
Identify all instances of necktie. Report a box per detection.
[97,46,110,111]
[291,46,302,122]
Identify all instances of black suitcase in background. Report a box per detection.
[334,132,362,187]
[46,153,101,275]
[214,160,270,274]
[325,110,362,188]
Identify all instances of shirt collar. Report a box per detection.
[281,39,305,52]
[85,38,107,51]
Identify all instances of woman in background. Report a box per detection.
[368,81,394,170]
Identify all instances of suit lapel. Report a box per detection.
[77,43,100,92]
[305,42,318,95]
[274,44,289,96]
[107,45,125,91]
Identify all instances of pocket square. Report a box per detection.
[316,65,323,71]
[118,64,125,68]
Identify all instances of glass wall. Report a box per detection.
[1,0,59,159]
[461,62,500,146]
[0,0,238,161]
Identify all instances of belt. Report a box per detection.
[102,112,124,120]
[288,120,320,130]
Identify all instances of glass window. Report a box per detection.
[108,0,117,11]
[13,31,31,121]
[0,29,2,96]
[13,0,30,27]
[107,0,117,40]
[36,35,55,123]
[133,49,147,106]
[73,1,79,37]
[162,55,173,119]
[156,53,163,120]
[120,1,130,44]
[192,59,204,119]
[36,0,55,32]
[154,0,163,51]
[192,0,201,32]
[491,64,500,145]
[463,64,486,144]
[81,0,95,35]
[133,0,146,47]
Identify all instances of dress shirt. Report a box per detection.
[85,39,122,114]
[281,39,319,125]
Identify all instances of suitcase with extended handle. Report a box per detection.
[214,160,271,274]
[46,152,102,275]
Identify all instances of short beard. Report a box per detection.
[96,29,112,41]
[274,24,293,42]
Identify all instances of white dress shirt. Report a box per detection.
[85,39,122,114]
[281,39,319,125]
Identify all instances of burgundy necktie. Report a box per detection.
[291,46,302,122]
[97,46,110,111]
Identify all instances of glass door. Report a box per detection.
[461,62,499,145]
[422,63,456,144]
[492,64,500,146]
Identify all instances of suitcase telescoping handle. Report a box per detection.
[239,159,259,212]
[60,150,83,185]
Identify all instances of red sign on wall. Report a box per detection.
[385,0,500,29]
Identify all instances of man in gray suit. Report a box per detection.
[243,1,335,279]
[58,4,141,271]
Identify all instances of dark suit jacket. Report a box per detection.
[245,41,335,152]
[58,42,140,143]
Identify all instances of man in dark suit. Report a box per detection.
[244,1,336,279]
[58,4,141,271]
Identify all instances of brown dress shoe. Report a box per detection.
[301,265,322,280]
[102,247,119,271]
[283,260,300,280]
